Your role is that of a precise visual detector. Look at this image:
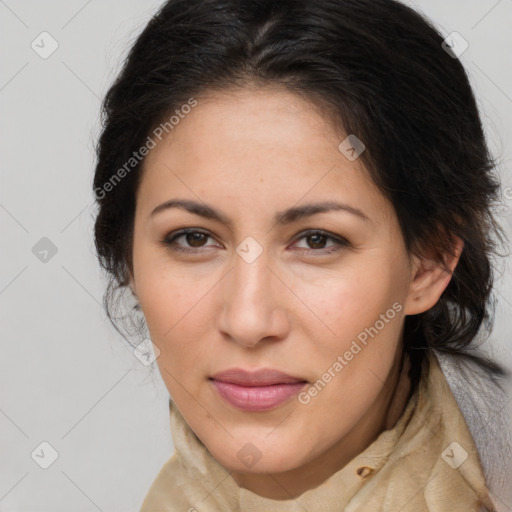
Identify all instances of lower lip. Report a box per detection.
[210,380,307,411]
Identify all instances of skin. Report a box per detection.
[129,86,463,500]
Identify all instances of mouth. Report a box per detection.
[209,368,308,411]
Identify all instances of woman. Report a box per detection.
[92,0,512,510]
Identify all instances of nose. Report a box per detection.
[216,246,290,348]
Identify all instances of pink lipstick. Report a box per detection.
[210,368,308,411]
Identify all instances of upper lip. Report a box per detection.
[210,368,308,386]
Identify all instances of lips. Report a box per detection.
[209,368,308,411]
[210,368,308,386]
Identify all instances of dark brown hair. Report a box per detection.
[92,0,510,391]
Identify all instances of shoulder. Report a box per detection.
[433,349,512,510]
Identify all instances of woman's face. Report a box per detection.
[130,86,444,488]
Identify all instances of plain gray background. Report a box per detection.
[1,1,511,510]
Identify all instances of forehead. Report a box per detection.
[137,87,394,227]
[152,87,339,160]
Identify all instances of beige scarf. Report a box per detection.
[140,351,496,511]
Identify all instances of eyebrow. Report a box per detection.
[150,199,372,225]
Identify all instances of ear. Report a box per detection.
[403,235,464,316]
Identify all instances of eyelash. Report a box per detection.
[160,228,350,255]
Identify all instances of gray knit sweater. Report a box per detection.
[436,350,512,511]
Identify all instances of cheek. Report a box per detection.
[294,260,406,393]
[137,277,209,400]
[293,259,405,337]
[134,252,211,335]
[134,266,218,378]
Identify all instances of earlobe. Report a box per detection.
[404,236,464,316]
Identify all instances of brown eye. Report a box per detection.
[293,230,350,255]
[306,233,328,249]
[161,229,216,253]
[186,232,208,247]
[161,228,349,255]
